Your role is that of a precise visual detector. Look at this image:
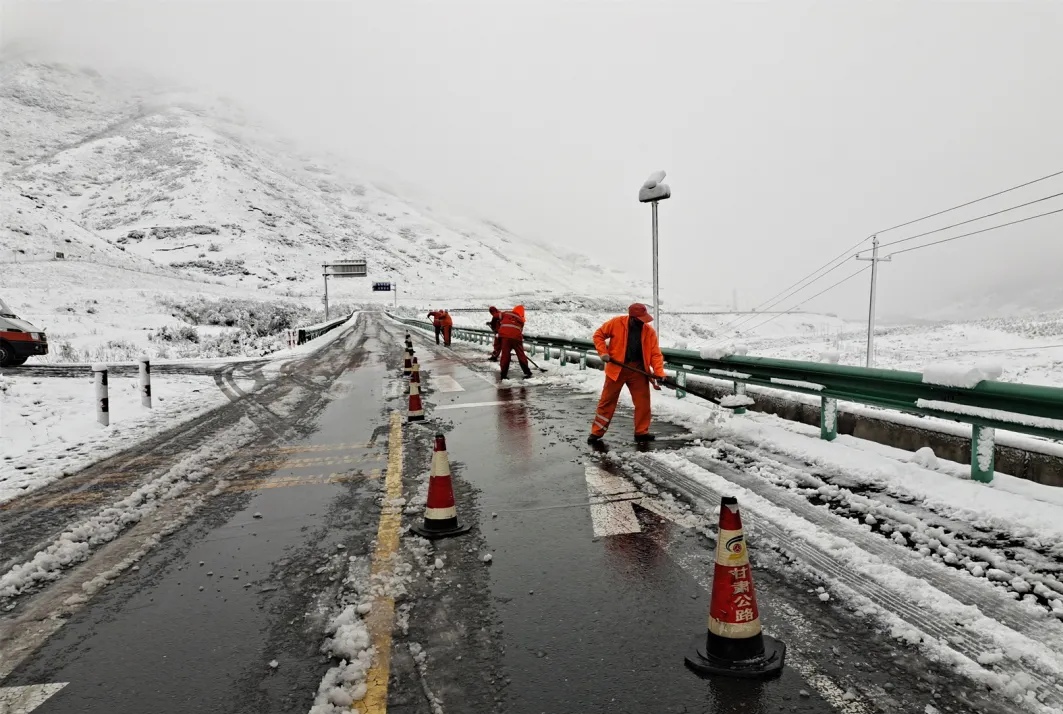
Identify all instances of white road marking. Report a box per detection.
[585,465,643,537]
[434,400,508,411]
[0,683,68,712]
[431,375,465,393]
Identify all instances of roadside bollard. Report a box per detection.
[139,357,152,409]
[93,364,109,427]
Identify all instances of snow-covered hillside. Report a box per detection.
[0,59,639,341]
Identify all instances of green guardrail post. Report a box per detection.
[579,352,587,371]
[560,348,567,366]
[543,346,550,361]
[971,425,995,483]
[733,382,748,415]
[820,397,837,441]
[675,370,687,399]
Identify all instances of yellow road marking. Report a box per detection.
[357,411,404,713]
[225,468,382,492]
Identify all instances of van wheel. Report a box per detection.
[0,343,11,367]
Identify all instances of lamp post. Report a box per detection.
[639,170,671,328]
[855,236,890,367]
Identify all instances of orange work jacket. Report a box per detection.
[498,305,526,340]
[593,315,665,382]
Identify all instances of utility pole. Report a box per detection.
[322,264,330,321]
[855,236,891,367]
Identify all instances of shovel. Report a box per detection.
[612,360,749,411]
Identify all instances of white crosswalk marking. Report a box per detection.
[431,375,465,393]
[0,683,68,712]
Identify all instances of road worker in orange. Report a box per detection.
[440,310,454,347]
[497,305,533,379]
[587,303,666,444]
[486,306,502,361]
[427,310,444,344]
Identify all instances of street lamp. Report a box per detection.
[639,170,671,328]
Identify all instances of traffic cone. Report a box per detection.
[403,346,414,376]
[407,376,425,422]
[410,433,471,539]
[410,357,421,384]
[685,496,785,679]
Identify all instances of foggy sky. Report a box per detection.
[5,0,1063,322]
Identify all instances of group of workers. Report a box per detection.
[427,302,666,443]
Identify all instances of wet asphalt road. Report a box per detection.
[0,313,987,714]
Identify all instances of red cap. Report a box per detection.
[628,303,653,323]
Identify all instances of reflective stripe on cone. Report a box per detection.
[410,433,470,540]
[685,496,785,679]
[408,381,424,422]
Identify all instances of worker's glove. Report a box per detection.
[651,378,662,391]
[601,354,612,363]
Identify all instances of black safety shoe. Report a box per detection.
[587,434,604,445]
[522,371,533,378]
[634,433,656,443]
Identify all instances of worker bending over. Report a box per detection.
[588,303,666,444]
[427,310,444,344]
[487,306,502,361]
[497,305,533,380]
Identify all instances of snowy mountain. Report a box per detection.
[0,59,639,307]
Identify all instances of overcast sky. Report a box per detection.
[5,1,1063,321]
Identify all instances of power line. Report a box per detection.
[725,265,872,341]
[876,190,1063,249]
[873,168,1063,235]
[712,236,871,337]
[886,206,1063,258]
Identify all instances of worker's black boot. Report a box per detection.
[634,433,656,443]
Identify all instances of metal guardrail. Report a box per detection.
[389,315,1063,483]
[295,314,352,345]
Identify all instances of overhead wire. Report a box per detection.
[715,168,1063,339]
[873,168,1063,236]
[876,190,1063,250]
[717,264,872,342]
[886,206,1063,258]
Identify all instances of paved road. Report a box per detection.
[0,313,1013,714]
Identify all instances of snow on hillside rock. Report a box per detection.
[1,59,637,309]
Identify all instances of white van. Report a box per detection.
[0,298,48,367]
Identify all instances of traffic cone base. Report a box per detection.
[411,434,471,540]
[685,633,785,679]
[685,496,785,679]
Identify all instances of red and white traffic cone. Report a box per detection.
[410,357,421,385]
[407,376,425,422]
[411,433,471,539]
[685,496,785,678]
[403,346,414,376]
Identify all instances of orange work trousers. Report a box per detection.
[591,367,652,437]
[442,325,452,346]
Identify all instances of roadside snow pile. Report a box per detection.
[700,343,749,360]
[309,605,374,712]
[922,363,1003,389]
[910,447,940,470]
[0,415,259,600]
[719,394,755,408]
[819,350,841,364]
